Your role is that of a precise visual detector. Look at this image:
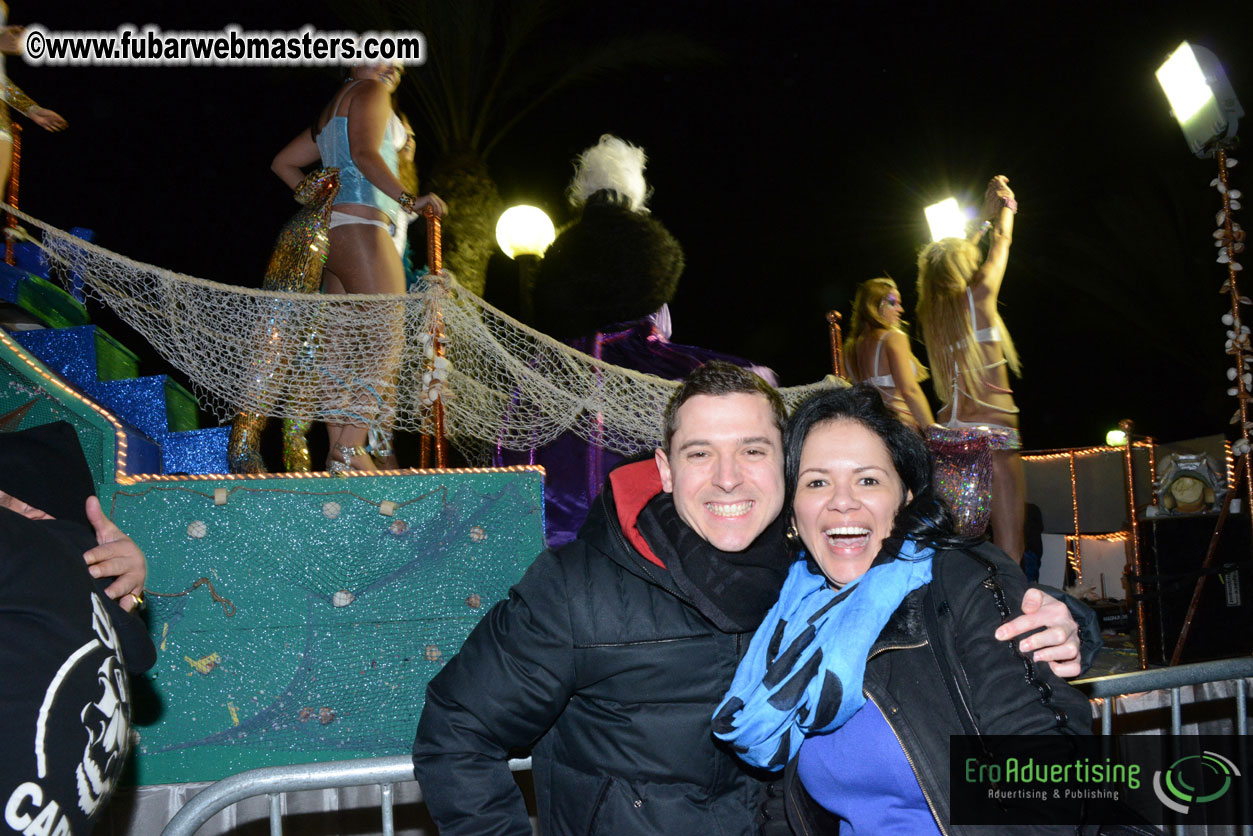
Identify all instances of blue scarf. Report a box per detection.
[712,539,935,771]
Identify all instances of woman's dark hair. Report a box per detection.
[784,384,977,555]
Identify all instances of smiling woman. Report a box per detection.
[713,385,1097,835]
[791,418,909,586]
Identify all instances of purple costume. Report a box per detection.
[494,306,775,547]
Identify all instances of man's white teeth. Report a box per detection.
[824,526,870,536]
[707,501,752,517]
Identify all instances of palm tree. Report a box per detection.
[330,0,715,296]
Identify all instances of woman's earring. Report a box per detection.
[786,522,801,548]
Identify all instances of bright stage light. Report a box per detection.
[1105,429,1128,447]
[1156,42,1214,124]
[495,205,555,259]
[1155,41,1243,158]
[924,198,966,242]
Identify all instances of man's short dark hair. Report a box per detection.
[662,361,786,453]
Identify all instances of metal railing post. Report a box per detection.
[159,756,533,836]
[381,782,395,836]
[267,794,282,836]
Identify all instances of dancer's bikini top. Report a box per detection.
[316,80,402,224]
[949,287,1018,417]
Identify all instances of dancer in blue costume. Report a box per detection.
[272,63,445,472]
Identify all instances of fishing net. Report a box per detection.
[16,207,837,456]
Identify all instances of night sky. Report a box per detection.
[18,1,1253,451]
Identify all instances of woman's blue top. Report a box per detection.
[316,82,402,223]
[796,700,943,835]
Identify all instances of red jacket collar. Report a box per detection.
[608,459,667,568]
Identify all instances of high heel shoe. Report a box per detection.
[327,444,374,475]
[366,428,397,470]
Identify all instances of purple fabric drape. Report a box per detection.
[494,308,775,547]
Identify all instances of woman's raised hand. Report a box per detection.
[982,175,1013,218]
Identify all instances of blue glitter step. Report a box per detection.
[14,324,109,387]
[162,426,229,475]
[126,431,163,476]
[16,325,204,433]
[93,375,174,440]
[15,325,233,476]
[0,328,161,484]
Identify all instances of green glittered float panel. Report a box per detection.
[109,469,545,785]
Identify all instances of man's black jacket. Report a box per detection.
[412,459,773,836]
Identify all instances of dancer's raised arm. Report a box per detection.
[971,174,1016,296]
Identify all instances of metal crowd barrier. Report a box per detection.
[1072,656,1253,735]
[158,755,532,836]
[158,659,1253,836]
[1072,657,1253,836]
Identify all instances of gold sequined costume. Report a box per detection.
[228,168,339,473]
[0,0,41,142]
[0,76,37,137]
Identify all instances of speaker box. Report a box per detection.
[1139,514,1252,665]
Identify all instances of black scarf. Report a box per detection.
[636,492,791,633]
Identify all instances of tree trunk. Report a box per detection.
[425,148,501,298]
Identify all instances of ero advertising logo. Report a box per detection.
[1153,751,1242,815]
[950,734,1250,827]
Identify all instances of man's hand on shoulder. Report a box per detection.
[994,588,1081,678]
[83,496,148,612]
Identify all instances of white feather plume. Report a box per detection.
[567,134,650,213]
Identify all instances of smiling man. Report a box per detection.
[656,389,784,552]
[412,362,1085,836]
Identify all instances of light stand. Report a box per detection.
[1117,419,1150,669]
[1154,42,1253,664]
